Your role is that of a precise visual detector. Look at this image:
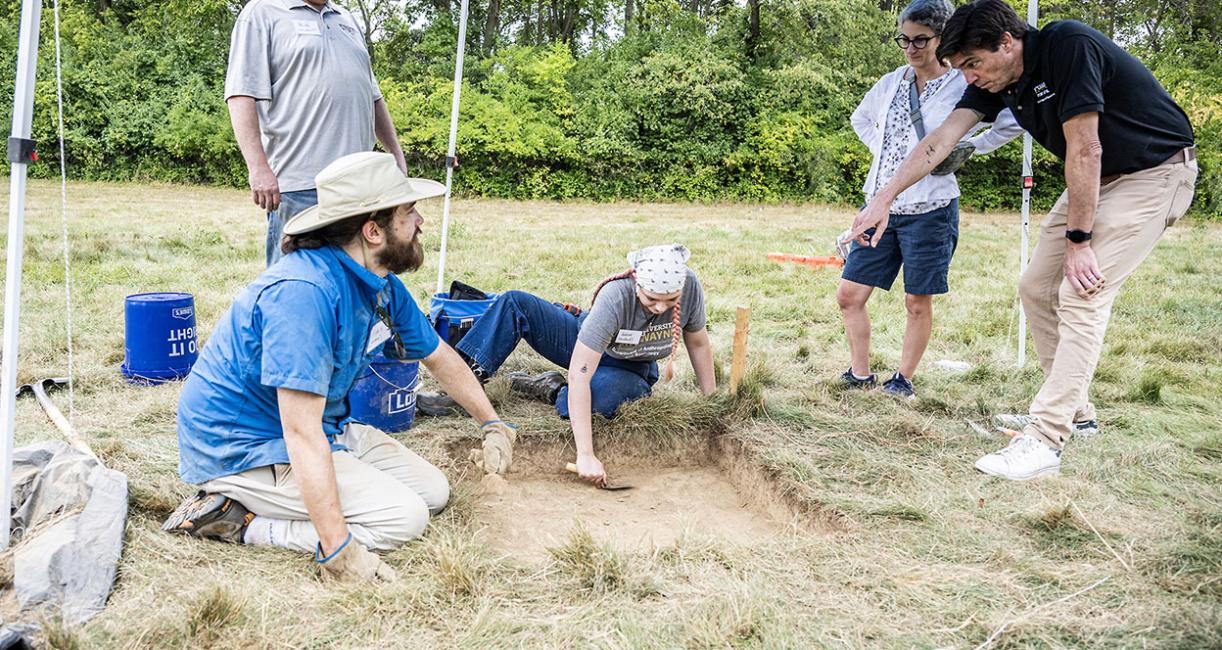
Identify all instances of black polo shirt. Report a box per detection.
[956,20,1194,177]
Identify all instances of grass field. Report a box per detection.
[1,179,1219,649]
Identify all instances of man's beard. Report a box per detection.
[377,226,425,275]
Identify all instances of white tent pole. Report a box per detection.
[2,0,44,550]
[1017,0,1038,368]
[1018,136,1032,367]
[435,0,470,295]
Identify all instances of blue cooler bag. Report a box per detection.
[429,289,499,347]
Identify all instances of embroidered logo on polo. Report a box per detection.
[1034,82,1056,104]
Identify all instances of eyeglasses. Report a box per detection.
[374,304,408,359]
[894,35,936,50]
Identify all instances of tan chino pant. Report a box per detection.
[203,422,449,553]
[1018,153,1198,449]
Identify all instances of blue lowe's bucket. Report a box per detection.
[428,291,498,347]
[121,292,199,384]
[348,351,420,433]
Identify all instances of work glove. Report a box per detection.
[835,228,853,261]
[469,419,517,475]
[931,140,977,176]
[316,533,397,584]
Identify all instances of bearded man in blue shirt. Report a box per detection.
[163,152,516,583]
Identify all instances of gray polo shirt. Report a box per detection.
[577,271,707,362]
[224,0,382,193]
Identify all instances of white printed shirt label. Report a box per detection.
[367,321,391,353]
[615,329,643,345]
[294,20,322,36]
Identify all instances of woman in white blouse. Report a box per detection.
[837,0,1020,398]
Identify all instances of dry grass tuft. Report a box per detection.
[1032,503,1085,532]
[680,585,769,648]
[723,358,775,419]
[602,391,727,444]
[420,527,486,598]
[1126,366,1170,404]
[548,525,630,594]
[42,618,83,650]
[183,586,244,645]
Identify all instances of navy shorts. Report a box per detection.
[842,199,959,295]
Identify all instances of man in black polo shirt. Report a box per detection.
[849,0,1197,481]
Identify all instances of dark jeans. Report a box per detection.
[267,189,317,267]
[455,290,658,418]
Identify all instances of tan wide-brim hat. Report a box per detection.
[283,152,446,235]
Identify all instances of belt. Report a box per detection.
[1101,146,1196,185]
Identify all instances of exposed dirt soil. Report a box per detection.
[456,435,811,561]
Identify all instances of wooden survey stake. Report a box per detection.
[729,306,751,395]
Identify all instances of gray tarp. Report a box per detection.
[7,440,127,625]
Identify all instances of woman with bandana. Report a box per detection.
[421,244,716,486]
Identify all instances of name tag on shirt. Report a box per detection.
[615,329,643,345]
[367,320,391,353]
[294,20,322,36]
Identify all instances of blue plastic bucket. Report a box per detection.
[428,291,499,347]
[348,351,420,433]
[121,292,199,384]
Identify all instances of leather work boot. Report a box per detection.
[506,371,567,405]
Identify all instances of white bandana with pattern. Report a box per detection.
[627,244,690,294]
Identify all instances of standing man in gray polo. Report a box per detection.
[225,0,409,266]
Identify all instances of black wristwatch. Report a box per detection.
[1065,229,1092,244]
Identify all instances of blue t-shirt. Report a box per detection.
[176,246,440,484]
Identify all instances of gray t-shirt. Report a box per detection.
[224,0,382,193]
[577,270,707,361]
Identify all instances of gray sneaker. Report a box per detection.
[992,414,1099,437]
[839,368,877,389]
[162,491,253,544]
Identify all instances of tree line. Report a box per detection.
[1,0,1218,216]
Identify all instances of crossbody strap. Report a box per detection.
[906,67,927,140]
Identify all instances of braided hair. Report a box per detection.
[591,269,683,383]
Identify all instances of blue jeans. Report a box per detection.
[455,290,658,418]
[267,189,318,267]
[842,198,959,295]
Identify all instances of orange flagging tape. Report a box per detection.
[766,253,844,269]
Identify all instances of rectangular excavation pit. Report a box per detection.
[452,434,819,562]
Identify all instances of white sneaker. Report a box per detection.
[975,434,1061,480]
[992,414,1100,437]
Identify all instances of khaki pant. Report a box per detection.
[203,423,449,553]
[1018,153,1198,449]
